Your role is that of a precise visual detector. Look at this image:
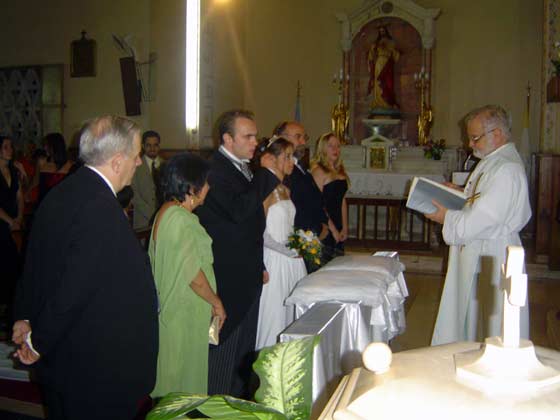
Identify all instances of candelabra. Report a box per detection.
[414,67,433,146]
[332,69,350,144]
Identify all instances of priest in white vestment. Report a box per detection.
[426,105,531,345]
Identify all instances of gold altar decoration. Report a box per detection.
[415,68,432,145]
[418,103,433,146]
[332,69,349,144]
[331,102,349,144]
[369,143,386,169]
[361,134,394,170]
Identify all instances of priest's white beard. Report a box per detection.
[472,136,497,159]
[472,149,484,159]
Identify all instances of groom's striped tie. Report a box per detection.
[237,161,253,181]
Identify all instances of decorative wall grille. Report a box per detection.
[0,66,42,149]
[0,64,63,152]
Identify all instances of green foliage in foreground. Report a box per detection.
[147,336,319,420]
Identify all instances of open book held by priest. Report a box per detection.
[406,177,466,214]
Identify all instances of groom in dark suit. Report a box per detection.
[197,110,280,398]
[12,116,158,420]
[273,121,328,272]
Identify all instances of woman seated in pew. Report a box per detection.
[149,153,226,397]
[311,132,349,262]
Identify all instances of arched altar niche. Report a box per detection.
[350,17,422,143]
[336,0,440,145]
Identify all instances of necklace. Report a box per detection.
[172,197,191,211]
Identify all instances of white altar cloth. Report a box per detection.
[347,169,445,197]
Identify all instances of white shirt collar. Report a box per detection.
[85,165,116,196]
[219,145,250,164]
[143,155,161,173]
[293,158,305,174]
[482,142,511,160]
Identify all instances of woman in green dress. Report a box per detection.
[149,153,226,397]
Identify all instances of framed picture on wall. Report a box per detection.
[71,31,96,78]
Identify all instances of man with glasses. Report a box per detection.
[273,121,328,272]
[426,105,531,345]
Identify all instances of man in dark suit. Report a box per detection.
[196,110,280,398]
[131,130,165,230]
[12,116,159,420]
[273,121,328,272]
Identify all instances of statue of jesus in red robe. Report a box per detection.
[367,27,400,114]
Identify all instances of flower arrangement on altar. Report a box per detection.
[423,138,446,160]
[287,229,322,269]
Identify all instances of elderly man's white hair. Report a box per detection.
[464,105,512,142]
[79,115,141,166]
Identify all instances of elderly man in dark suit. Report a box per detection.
[12,116,158,420]
[273,121,328,272]
[196,110,280,398]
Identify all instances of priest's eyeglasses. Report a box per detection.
[469,127,498,143]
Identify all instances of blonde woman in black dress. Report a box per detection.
[311,132,349,262]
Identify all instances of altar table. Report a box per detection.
[347,169,445,197]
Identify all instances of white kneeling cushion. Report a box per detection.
[320,255,405,279]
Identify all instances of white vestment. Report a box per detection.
[431,143,531,345]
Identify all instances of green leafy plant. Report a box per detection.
[147,336,319,420]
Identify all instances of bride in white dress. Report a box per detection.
[256,137,307,350]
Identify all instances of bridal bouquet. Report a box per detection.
[287,229,322,269]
